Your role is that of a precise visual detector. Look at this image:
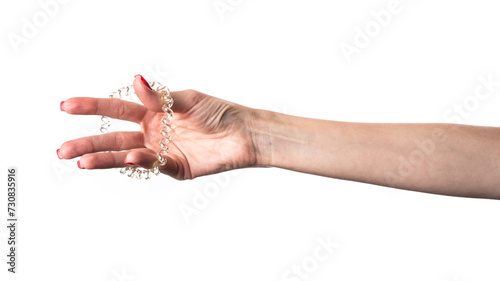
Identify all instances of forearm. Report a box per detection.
[250,109,500,199]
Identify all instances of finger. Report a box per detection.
[58,131,144,159]
[133,74,164,112]
[133,75,203,114]
[61,97,147,124]
[124,149,179,178]
[123,149,156,168]
[78,150,129,169]
[78,148,153,169]
[158,156,181,179]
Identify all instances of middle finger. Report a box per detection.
[61,97,147,124]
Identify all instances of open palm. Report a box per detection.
[58,75,257,180]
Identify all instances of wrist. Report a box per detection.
[245,108,301,168]
[246,108,276,167]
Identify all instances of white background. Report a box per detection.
[1,0,500,280]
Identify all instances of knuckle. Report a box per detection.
[115,100,127,119]
[93,99,100,115]
[114,133,125,149]
[83,137,96,153]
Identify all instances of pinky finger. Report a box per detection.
[125,150,180,179]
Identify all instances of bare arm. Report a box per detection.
[59,77,500,199]
[249,109,500,199]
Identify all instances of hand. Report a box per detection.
[58,75,258,180]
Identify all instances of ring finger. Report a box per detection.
[58,131,145,159]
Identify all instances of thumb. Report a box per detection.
[133,75,205,114]
[133,74,164,112]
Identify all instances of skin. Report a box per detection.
[58,75,500,200]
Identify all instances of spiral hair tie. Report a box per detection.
[100,81,173,179]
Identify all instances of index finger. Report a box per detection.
[61,97,147,124]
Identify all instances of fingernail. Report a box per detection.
[77,161,84,169]
[60,101,65,111]
[123,156,134,165]
[57,149,62,159]
[135,74,152,90]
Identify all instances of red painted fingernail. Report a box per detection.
[57,149,62,159]
[123,156,134,165]
[136,74,152,90]
[77,161,84,169]
[60,101,65,111]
